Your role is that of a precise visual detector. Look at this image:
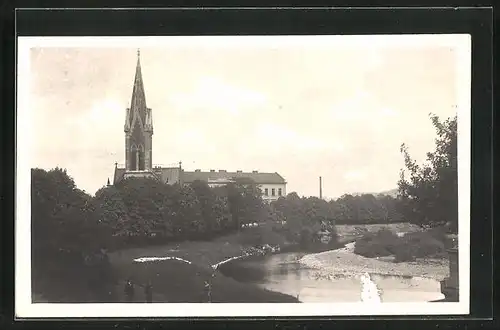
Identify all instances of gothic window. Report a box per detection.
[138,153,144,170]
[138,144,145,171]
[129,144,136,170]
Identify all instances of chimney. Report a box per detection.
[210,169,215,173]
[319,176,323,199]
[195,169,201,172]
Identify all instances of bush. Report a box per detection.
[394,245,417,262]
[354,228,399,258]
[353,228,446,261]
[401,231,445,258]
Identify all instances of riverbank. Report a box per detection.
[300,242,449,281]
[107,231,301,303]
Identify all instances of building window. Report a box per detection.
[278,188,282,196]
[264,188,268,196]
[272,188,275,196]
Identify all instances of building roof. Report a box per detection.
[113,166,180,184]
[182,170,286,184]
[113,167,286,185]
[114,167,126,184]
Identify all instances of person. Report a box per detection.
[144,281,153,303]
[204,281,212,303]
[124,279,135,302]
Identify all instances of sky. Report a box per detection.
[24,36,465,198]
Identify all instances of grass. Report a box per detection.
[105,228,299,303]
[108,258,297,303]
[353,227,447,262]
[33,228,300,303]
[32,224,336,304]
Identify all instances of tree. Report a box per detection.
[190,180,217,236]
[31,168,113,301]
[225,177,264,229]
[94,185,130,245]
[178,185,204,238]
[31,168,102,258]
[398,114,458,232]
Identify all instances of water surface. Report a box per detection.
[220,252,444,303]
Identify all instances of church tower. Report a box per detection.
[124,49,153,172]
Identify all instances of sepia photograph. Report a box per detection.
[16,34,471,318]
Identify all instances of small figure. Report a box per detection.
[204,281,212,303]
[144,281,153,303]
[124,279,135,302]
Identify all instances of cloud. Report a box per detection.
[253,122,336,153]
[344,169,367,182]
[169,76,267,115]
[330,91,399,121]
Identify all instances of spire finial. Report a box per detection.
[137,48,140,58]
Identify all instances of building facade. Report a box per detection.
[113,50,287,202]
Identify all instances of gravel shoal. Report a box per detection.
[300,247,450,281]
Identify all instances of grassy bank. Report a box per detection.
[107,258,298,303]
[34,230,304,303]
[104,225,345,303]
[105,228,304,303]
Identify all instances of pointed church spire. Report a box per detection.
[107,178,110,186]
[128,48,147,128]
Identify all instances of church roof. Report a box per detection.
[114,167,125,184]
[182,170,286,184]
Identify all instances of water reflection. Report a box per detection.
[220,252,444,303]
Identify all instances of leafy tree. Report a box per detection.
[272,193,337,245]
[94,185,130,244]
[31,168,112,301]
[225,177,264,229]
[190,180,217,234]
[398,114,458,232]
[32,168,102,258]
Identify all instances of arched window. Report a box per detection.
[137,144,145,170]
[130,144,137,170]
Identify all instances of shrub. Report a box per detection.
[354,241,392,258]
[401,231,445,258]
[394,247,416,262]
[353,227,446,261]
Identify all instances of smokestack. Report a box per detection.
[319,176,323,199]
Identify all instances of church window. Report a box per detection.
[264,188,268,196]
[271,188,275,196]
[278,188,282,196]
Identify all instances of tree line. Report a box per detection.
[31,114,457,299]
[31,113,457,259]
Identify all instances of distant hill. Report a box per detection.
[376,188,399,198]
[349,188,399,198]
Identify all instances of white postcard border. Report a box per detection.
[15,34,471,318]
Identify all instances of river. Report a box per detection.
[219,251,445,303]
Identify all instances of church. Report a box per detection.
[112,50,287,202]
